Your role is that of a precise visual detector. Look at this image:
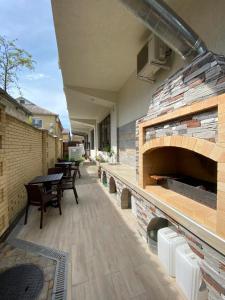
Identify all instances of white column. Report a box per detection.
[110,104,118,161]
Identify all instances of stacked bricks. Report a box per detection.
[136,52,225,180]
[147,52,225,120]
[5,115,43,222]
[0,106,8,235]
[0,113,63,227]
[47,134,56,169]
[42,130,48,175]
[145,109,218,143]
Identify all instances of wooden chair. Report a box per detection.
[55,163,71,177]
[60,169,79,204]
[48,167,64,175]
[24,184,62,229]
[71,161,81,178]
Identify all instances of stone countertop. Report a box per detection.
[100,163,225,256]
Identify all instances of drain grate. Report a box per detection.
[7,214,68,300]
[0,264,44,300]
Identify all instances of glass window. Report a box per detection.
[90,129,94,150]
[99,114,111,151]
[32,118,43,128]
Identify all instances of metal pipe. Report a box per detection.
[120,0,208,59]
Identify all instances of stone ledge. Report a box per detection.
[100,163,225,256]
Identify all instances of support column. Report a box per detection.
[55,137,59,162]
[42,129,48,175]
[110,104,118,161]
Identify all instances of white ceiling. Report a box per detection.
[51,0,150,134]
[52,0,149,91]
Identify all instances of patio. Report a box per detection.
[17,162,184,300]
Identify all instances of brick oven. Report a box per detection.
[101,51,225,300]
[136,51,225,299]
[138,51,225,239]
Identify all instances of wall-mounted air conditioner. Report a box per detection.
[137,35,170,83]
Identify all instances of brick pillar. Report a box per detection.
[0,105,9,235]
[42,129,48,175]
[55,137,59,162]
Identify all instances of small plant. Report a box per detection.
[108,149,114,158]
[70,157,85,165]
[63,155,69,161]
[103,145,111,153]
[96,154,105,163]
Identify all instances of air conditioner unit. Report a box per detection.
[137,35,170,83]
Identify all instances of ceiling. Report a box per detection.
[51,0,149,134]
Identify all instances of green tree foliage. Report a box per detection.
[0,35,35,92]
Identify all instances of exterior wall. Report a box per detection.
[32,114,62,138]
[5,114,43,223]
[0,95,30,123]
[47,135,56,169]
[117,0,225,166]
[0,105,8,236]
[0,110,63,229]
[118,120,136,166]
[62,133,70,143]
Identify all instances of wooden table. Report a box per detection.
[55,162,72,167]
[29,173,64,208]
[29,173,64,184]
[55,162,72,177]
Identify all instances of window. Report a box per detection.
[90,129,94,150]
[32,118,43,128]
[99,114,111,151]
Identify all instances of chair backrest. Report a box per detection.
[25,184,43,206]
[48,167,64,175]
[54,164,68,176]
[57,158,67,162]
[72,169,78,187]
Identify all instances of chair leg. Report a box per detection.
[58,194,62,215]
[73,187,79,204]
[24,204,29,225]
[40,207,44,229]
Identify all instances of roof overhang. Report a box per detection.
[51,0,149,134]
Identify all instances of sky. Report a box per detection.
[0,0,70,130]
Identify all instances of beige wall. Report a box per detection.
[5,115,43,222]
[0,107,63,235]
[47,135,56,169]
[117,0,225,127]
[0,95,30,123]
[32,114,63,138]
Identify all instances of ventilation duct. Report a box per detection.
[119,0,207,59]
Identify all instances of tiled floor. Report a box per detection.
[18,163,185,300]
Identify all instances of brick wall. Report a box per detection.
[0,109,62,230]
[0,105,8,236]
[5,115,43,221]
[47,135,56,169]
[145,109,218,143]
[136,52,225,178]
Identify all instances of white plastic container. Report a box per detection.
[158,227,186,277]
[176,244,208,300]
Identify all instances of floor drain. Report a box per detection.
[0,264,44,300]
